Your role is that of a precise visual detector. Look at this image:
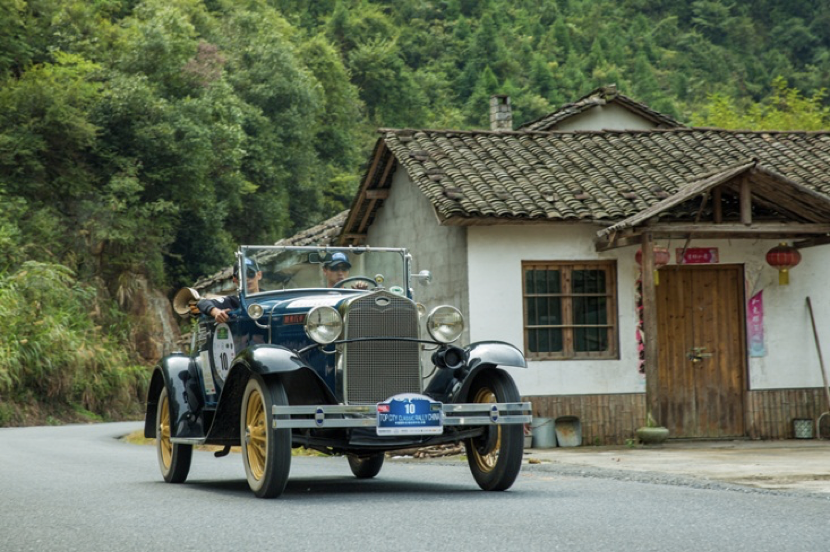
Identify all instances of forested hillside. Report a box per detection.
[1,0,829,423]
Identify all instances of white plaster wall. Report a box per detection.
[740,240,830,390]
[467,228,830,396]
[467,224,643,396]
[553,103,657,131]
[365,169,470,343]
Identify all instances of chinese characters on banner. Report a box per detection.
[747,291,765,357]
[676,247,719,264]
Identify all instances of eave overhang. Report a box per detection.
[596,160,830,251]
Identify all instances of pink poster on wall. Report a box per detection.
[747,291,765,357]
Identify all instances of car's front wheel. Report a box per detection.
[156,386,193,483]
[347,453,385,479]
[463,371,524,491]
[241,375,292,498]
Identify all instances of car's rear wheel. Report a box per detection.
[156,386,193,483]
[463,371,523,491]
[347,453,385,479]
[241,375,291,498]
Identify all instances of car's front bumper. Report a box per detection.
[272,402,532,430]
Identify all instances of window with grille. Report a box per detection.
[522,261,618,360]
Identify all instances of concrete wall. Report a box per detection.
[466,226,830,397]
[553,103,657,131]
[365,169,470,344]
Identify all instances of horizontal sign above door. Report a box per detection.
[676,247,719,264]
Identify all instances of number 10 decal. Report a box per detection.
[212,323,235,383]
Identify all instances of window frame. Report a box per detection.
[521,260,619,361]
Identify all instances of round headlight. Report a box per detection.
[305,306,343,344]
[247,303,264,320]
[426,305,464,343]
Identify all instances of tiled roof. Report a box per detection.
[274,210,349,246]
[340,127,830,243]
[519,85,684,131]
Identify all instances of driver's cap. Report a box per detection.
[324,252,351,270]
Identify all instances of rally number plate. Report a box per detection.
[377,394,443,436]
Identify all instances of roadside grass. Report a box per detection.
[0,262,150,428]
[0,397,140,427]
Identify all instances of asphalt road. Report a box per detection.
[2,422,829,552]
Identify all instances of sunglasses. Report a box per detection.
[244,267,259,279]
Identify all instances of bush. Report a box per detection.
[0,261,149,424]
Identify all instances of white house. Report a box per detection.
[336,86,830,444]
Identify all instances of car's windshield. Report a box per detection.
[238,246,409,295]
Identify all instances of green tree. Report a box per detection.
[463,65,499,128]
[0,0,33,77]
[348,37,426,127]
[0,52,101,209]
[691,78,829,130]
[300,34,365,214]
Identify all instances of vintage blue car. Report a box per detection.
[145,245,531,498]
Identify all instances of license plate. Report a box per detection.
[377,394,443,436]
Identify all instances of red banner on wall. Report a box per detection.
[676,247,719,264]
[747,291,765,357]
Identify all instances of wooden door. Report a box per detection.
[655,265,746,438]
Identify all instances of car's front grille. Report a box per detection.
[343,290,421,405]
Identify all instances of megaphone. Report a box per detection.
[173,287,202,317]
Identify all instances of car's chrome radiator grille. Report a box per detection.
[343,291,421,405]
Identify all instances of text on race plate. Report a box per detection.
[377,394,443,436]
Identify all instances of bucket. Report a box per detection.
[555,416,582,447]
[530,417,556,448]
[793,418,814,439]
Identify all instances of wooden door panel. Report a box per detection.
[656,265,746,438]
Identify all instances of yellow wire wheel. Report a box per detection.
[240,375,292,498]
[155,386,192,483]
[470,386,500,473]
[463,371,524,491]
[244,386,267,481]
[158,393,172,470]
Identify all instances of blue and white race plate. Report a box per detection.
[377,394,443,436]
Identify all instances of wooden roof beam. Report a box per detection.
[740,175,752,225]
[647,223,830,236]
[357,156,396,233]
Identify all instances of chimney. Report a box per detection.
[489,95,512,132]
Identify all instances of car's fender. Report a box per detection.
[144,353,192,439]
[466,341,527,371]
[205,344,337,444]
[452,341,527,403]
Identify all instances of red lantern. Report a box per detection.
[766,242,801,285]
[635,246,670,284]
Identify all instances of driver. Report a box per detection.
[197,258,262,323]
[322,252,367,289]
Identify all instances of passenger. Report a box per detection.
[197,258,262,323]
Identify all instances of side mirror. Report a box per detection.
[413,270,433,286]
